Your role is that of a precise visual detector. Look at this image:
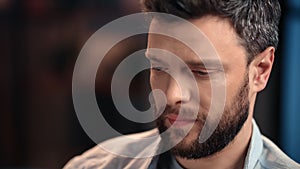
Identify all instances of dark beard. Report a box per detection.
[156,76,249,159]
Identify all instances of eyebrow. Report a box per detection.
[145,52,224,68]
[145,53,162,62]
[185,59,224,68]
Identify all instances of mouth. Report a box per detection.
[166,114,197,127]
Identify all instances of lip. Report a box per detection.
[166,114,196,126]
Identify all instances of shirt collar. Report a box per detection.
[243,119,263,169]
[149,119,264,169]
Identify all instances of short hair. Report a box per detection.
[141,0,281,64]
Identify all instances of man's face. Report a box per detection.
[147,16,250,159]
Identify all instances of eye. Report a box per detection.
[192,70,209,76]
[151,67,164,72]
[150,62,168,72]
[150,66,168,77]
[191,68,220,79]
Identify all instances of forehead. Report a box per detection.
[147,16,247,66]
[147,34,211,64]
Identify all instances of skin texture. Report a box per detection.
[147,15,275,169]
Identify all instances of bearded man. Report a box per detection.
[64,0,300,168]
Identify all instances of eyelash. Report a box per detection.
[151,67,165,72]
[192,70,210,76]
[151,67,212,77]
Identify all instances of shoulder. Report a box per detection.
[63,129,159,169]
[63,143,119,169]
[259,136,300,169]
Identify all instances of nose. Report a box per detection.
[165,77,190,106]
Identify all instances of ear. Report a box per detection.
[250,47,275,92]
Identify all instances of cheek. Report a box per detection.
[223,81,238,107]
[198,84,212,111]
[225,71,248,105]
[197,78,229,113]
[150,72,167,91]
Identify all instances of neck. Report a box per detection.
[175,113,253,169]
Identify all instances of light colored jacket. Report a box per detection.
[64,120,300,169]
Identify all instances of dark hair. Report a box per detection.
[141,0,281,63]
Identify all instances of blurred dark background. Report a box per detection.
[0,0,299,168]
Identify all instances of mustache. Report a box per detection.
[155,104,206,122]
